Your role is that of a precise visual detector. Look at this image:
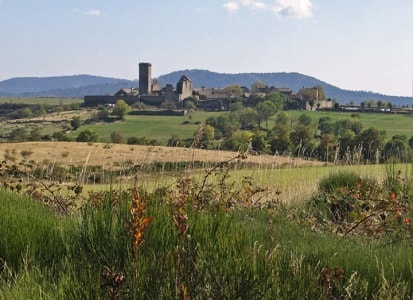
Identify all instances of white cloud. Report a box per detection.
[73,8,104,17]
[273,0,313,19]
[239,0,268,10]
[83,9,103,17]
[223,2,240,13]
[223,0,313,19]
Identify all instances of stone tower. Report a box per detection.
[139,62,152,95]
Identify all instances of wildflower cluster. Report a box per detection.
[130,194,153,258]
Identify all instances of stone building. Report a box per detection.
[139,63,152,95]
[84,62,194,107]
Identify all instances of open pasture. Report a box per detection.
[71,110,413,145]
[68,111,222,144]
[287,110,413,140]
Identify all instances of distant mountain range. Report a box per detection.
[0,71,411,106]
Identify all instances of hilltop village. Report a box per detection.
[84,62,333,111]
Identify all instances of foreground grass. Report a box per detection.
[0,182,412,299]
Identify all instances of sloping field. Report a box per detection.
[0,141,324,169]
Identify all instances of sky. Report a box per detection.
[0,0,411,96]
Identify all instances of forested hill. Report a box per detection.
[0,71,411,106]
[0,75,136,98]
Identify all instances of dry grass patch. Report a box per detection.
[0,141,325,170]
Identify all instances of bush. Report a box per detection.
[76,129,98,142]
[307,169,412,242]
[110,131,124,144]
[318,170,371,193]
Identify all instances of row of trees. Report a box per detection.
[199,101,413,163]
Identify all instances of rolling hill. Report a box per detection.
[0,71,411,106]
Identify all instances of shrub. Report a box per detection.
[76,129,98,142]
[110,130,124,144]
[307,169,413,242]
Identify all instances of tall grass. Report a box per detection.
[1,174,412,298]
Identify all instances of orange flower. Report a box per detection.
[405,217,410,225]
[389,192,397,200]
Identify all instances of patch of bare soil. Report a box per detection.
[0,141,325,169]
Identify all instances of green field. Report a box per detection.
[70,109,413,145]
[69,111,223,144]
[287,110,413,140]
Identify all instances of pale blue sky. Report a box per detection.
[0,0,411,96]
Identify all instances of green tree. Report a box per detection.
[383,136,410,162]
[268,123,291,154]
[236,108,259,130]
[53,131,72,142]
[338,129,356,162]
[221,131,253,152]
[251,81,268,92]
[316,134,338,162]
[251,132,267,153]
[112,100,130,119]
[360,101,367,110]
[76,129,98,142]
[367,100,377,109]
[290,124,316,157]
[256,100,277,129]
[333,119,352,137]
[229,101,244,112]
[377,100,387,109]
[264,92,286,110]
[225,85,243,98]
[355,127,385,162]
[318,117,334,135]
[194,124,215,149]
[297,114,312,126]
[350,119,363,135]
[275,111,290,126]
[18,107,33,119]
[70,116,82,130]
[216,114,240,137]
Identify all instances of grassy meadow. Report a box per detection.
[287,110,413,140]
[67,109,413,145]
[68,111,222,144]
[0,158,412,298]
[0,99,413,298]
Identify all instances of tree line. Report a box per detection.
[192,94,413,164]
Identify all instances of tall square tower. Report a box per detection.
[139,62,152,95]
